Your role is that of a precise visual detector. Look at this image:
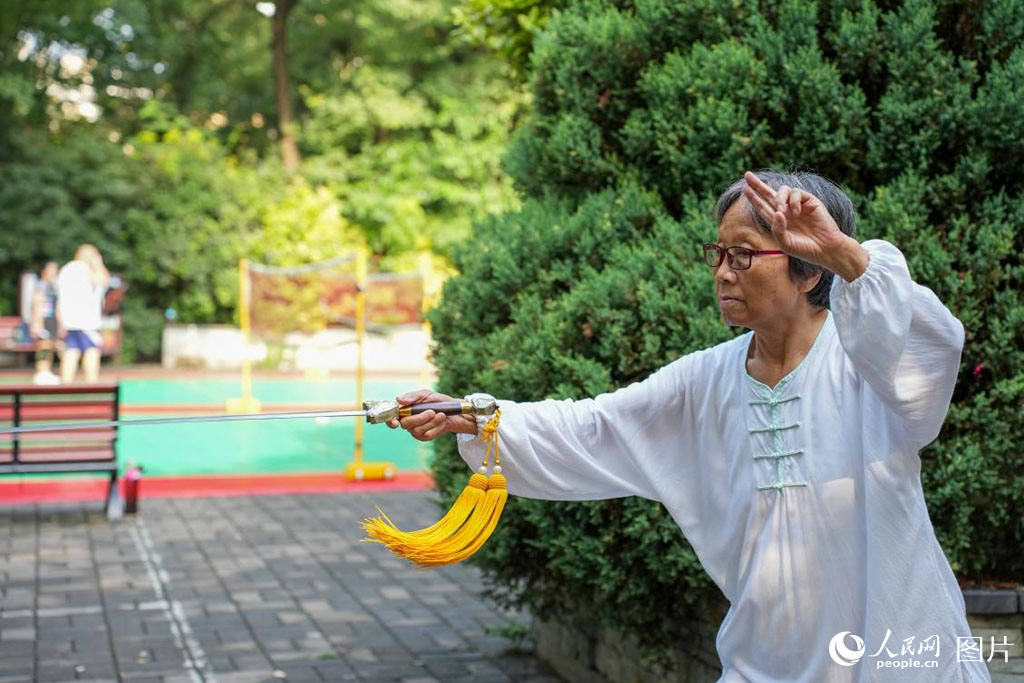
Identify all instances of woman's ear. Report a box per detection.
[800,271,823,295]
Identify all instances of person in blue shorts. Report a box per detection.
[57,245,110,383]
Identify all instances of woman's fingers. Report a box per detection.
[397,388,444,405]
[419,415,450,441]
[771,207,788,239]
[774,184,805,216]
[394,388,452,437]
[778,185,805,215]
[402,410,450,441]
[775,185,791,213]
[742,184,770,220]
[747,174,809,221]
[389,390,476,439]
[389,410,454,440]
[788,187,803,215]
[400,409,437,431]
[401,409,446,440]
[744,171,777,206]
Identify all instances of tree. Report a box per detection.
[270,0,300,170]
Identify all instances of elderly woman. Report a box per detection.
[392,170,988,682]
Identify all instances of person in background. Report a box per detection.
[30,261,61,385]
[57,245,110,383]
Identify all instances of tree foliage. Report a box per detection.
[0,0,523,359]
[429,0,1024,659]
[452,0,564,80]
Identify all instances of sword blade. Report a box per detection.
[0,409,368,437]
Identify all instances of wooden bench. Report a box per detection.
[0,383,123,518]
[0,315,126,365]
[0,317,37,364]
[0,272,128,365]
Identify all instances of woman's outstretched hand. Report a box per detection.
[742,171,868,282]
[386,389,479,441]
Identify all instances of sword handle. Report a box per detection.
[399,401,472,417]
[363,396,497,424]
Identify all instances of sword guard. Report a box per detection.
[363,400,401,424]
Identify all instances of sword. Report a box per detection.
[0,397,497,438]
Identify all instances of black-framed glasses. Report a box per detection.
[702,243,786,271]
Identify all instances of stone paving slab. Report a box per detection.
[0,492,563,683]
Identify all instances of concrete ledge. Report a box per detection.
[964,589,1021,615]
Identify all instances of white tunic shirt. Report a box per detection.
[457,240,990,682]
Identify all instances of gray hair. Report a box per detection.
[712,170,857,309]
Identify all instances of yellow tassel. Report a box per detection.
[360,473,487,552]
[405,472,507,566]
[360,409,505,567]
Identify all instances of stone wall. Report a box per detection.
[535,590,1024,682]
[533,616,721,683]
[965,589,1024,681]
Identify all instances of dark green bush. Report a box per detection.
[431,0,1024,659]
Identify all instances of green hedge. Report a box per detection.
[430,0,1024,659]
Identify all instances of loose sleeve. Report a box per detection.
[830,239,965,447]
[456,357,689,502]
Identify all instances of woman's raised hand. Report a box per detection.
[386,389,479,441]
[741,171,849,267]
[741,171,869,282]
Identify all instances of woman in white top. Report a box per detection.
[390,170,988,682]
[57,244,110,383]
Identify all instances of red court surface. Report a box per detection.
[0,471,434,505]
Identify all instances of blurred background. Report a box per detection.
[0,0,527,363]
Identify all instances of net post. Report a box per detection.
[418,252,432,391]
[226,258,261,413]
[353,247,366,469]
[344,247,396,482]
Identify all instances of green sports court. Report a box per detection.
[0,371,432,479]
[118,377,430,475]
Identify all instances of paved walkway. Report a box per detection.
[0,491,563,683]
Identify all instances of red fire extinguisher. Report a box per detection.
[124,461,143,514]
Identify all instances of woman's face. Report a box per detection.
[713,200,813,329]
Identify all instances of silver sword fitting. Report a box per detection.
[469,396,498,417]
[363,400,401,424]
